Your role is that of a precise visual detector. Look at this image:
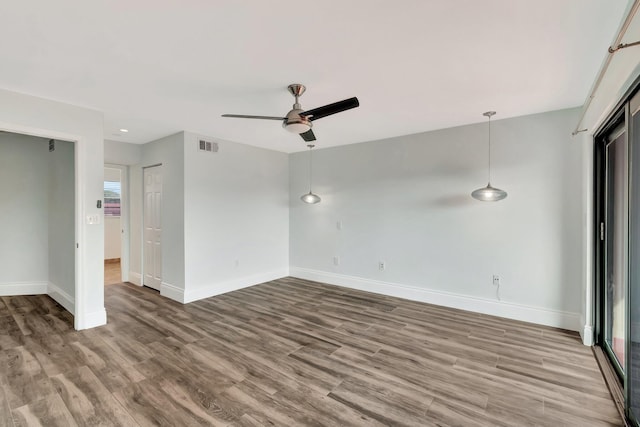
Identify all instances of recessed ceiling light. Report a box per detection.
[119,128,129,133]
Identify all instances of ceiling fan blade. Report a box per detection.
[300,129,316,142]
[221,114,285,120]
[301,97,359,121]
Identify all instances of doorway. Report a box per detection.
[143,165,162,291]
[0,131,76,314]
[104,166,122,285]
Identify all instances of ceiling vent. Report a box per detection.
[198,139,218,153]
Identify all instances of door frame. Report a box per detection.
[594,109,628,382]
[105,163,129,283]
[593,74,640,425]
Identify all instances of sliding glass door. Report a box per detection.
[604,123,628,376]
[598,83,640,426]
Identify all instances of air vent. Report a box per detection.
[48,139,55,152]
[198,139,218,153]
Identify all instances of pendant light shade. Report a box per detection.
[471,111,507,202]
[471,184,507,202]
[301,192,321,204]
[301,144,321,204]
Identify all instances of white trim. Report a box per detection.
[290,267,582,332]
[74,133,87,330]
[128,271,142,286]
[161,281,185,303]
[80,308,107,329]
[582,324,595,346]
[0,282,48,296]
[47,282,75,314]
[579,313,595,346]
[582,133,595,341]
[184,269,289,303]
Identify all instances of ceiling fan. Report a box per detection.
[221,84,359,142]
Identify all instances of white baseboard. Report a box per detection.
[47,282,75,315]
[582,323,595,346]
[75,308,107,330]
[128,271,142,286]
[290,267,582,332]
[184,269,289,303]
[0,281,48,296]
[161,281,185,303]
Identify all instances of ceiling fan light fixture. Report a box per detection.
[284,120,311,134]
[222,84,359,143]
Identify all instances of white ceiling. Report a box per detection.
[0,1,629,153]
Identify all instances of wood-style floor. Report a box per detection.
[0,277,622,426]
[104,260,121,285]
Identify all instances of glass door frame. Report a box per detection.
[594,76,640,426]
[595,108,628,383]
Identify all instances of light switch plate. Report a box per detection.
[86,214,100,225]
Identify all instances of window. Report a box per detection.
[104,181,121,216]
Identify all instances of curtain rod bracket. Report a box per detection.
[609,40,640,53]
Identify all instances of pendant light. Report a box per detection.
[471,111,507,202]
[301,144,321,204]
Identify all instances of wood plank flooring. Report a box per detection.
[104,261,121,285]
[0,277,623,426]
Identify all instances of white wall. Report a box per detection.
[129,132,185,297]
[104,217,121,260]
[290,108,583,331]
[129,131,290,303]
[104,167,121,182]
[104,139,142,165]
[0,133,49,290]
[182,132,289,302]
[48,139,75,312]
[0,88,105,330]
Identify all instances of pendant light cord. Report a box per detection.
[487,115,491,185]
[308,144,314,193]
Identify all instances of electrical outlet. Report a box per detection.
[493,275,500,286]
[333,256,340,266]
[378,261,386,271]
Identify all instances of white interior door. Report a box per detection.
[143,165,162,291]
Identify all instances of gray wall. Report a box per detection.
[128,132,289,302]
[289,108,583,329]
[0,133,50,285]
[129,132,185,290]
[48,139,75,298]
[182,132,289,301]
